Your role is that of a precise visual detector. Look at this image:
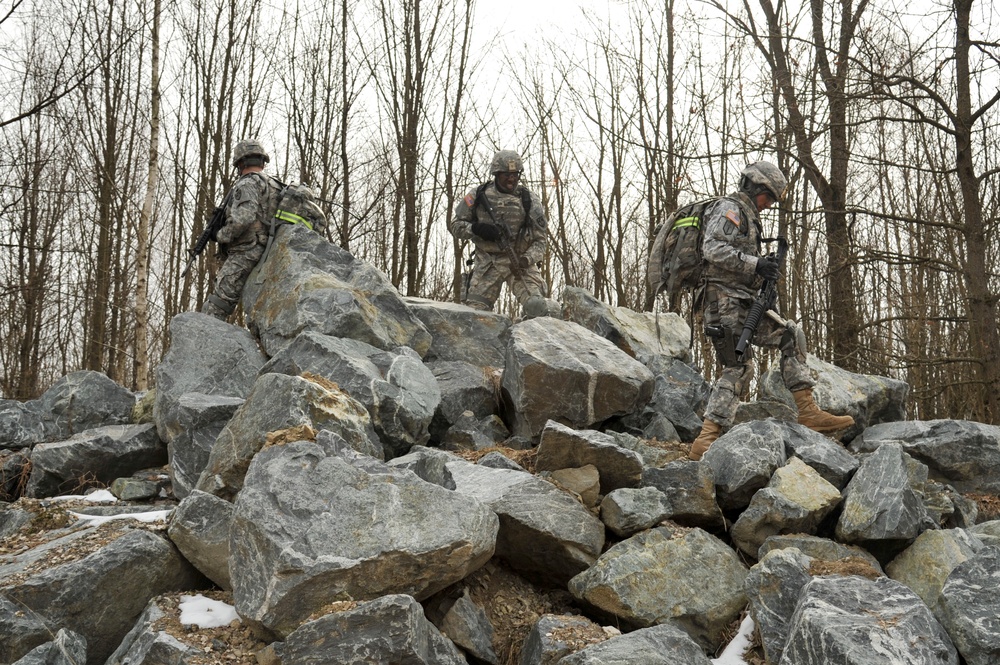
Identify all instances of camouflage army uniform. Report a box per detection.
[202,173,279,320]
[698,192,812,427]
[450,182,548,313]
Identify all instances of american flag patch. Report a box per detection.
[726,210,741,226]
[464,194,475,207]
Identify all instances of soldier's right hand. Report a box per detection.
[471,222,501,242]
[754,256,781,282]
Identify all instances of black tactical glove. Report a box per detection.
[471,222,501,242]
[755,256,781,282]
[517,256,530,270]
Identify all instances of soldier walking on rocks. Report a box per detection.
[689,161,855,460]
[450,150,551,319]
[201,139,281,321]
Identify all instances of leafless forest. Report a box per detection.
[0,0,997,424]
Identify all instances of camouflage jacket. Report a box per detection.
[450,182,547,265]
[701,191,768,299]
[216,173,279,247]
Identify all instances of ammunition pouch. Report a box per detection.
[705,324,743,368]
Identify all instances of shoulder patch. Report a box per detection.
[463,193,475,207]
[725,210,741,227]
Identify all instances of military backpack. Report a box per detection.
[646,198,715,312]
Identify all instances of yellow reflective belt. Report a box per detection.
[275,210,314,230]
[672,216,700,230]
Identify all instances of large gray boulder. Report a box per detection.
[37,371,136,441]
[703,419,787,512]
[274,594,469,664]
[153,312,266,446]
[229,441,498,638]
[260,331,440,458]
[195,372,381,499]
[730,457,842,558]
[568,525,748,653]
[836,443,930,547]
[406,296,510,368]
[167,490,235,590]
[166,393,243,499]
[445,458,605,585]
[559,622,713,665]
[11,629,87,665]
[243,224,432,357]
[535,421,643,493]
[561,286,691,364]
[641,461,725,531]
[937,546,1000,665]
[0,528,206,665]
[502,318,654,439]
[104,596,203,665]
[428,360,500,442]
[1,371,135,450]
[622,355,710,442]
[744,547,815,665]
[25,424,165,498]
[850,419,1000,493]
[780,575,958,664]
[761,353,909,442]
[885,528,983,618]
[0,595,53,664]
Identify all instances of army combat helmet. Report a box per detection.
[232,139,270,169]
[740,161,788,202]
[490,150,524,175]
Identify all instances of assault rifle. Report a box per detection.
[735,236,788,361]
[181,189,234,278]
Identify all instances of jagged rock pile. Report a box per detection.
[2,224,999,665]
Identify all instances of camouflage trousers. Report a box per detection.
[702,288,813,427]
[201,236,266,320]
[464,252,546,315]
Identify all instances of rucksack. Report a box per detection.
[646,198,714,312]
[273,181,328,235]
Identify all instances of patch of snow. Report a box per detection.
[179,594,240,628]
[712,615,755,665]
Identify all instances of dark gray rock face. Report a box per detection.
[1,529,206,665]
[229,441,497,638]
[1,371,136,450]
[261,331,440,458]
[406,296,510,368]
[780,576,958,665]
[502,318,654,439]
[153,312,266,447]
[568,525,748,653]
[11,628,87,665]
[937,546,1000,665]
[851,419,1000,493]
[275,594,468,665]
[25,424,165,498]
[835,443,929,546]
[243,224,432,357]
[559,623,714,665]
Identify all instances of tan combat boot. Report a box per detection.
[793,388,855,435]
[689,420,723,461]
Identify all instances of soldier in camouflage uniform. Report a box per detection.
[201,139,280,321]
[450,150,550,318]
[689,161,854,460]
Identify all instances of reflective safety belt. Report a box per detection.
[274,209,314,230]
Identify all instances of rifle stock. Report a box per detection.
[735,237,788,360]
